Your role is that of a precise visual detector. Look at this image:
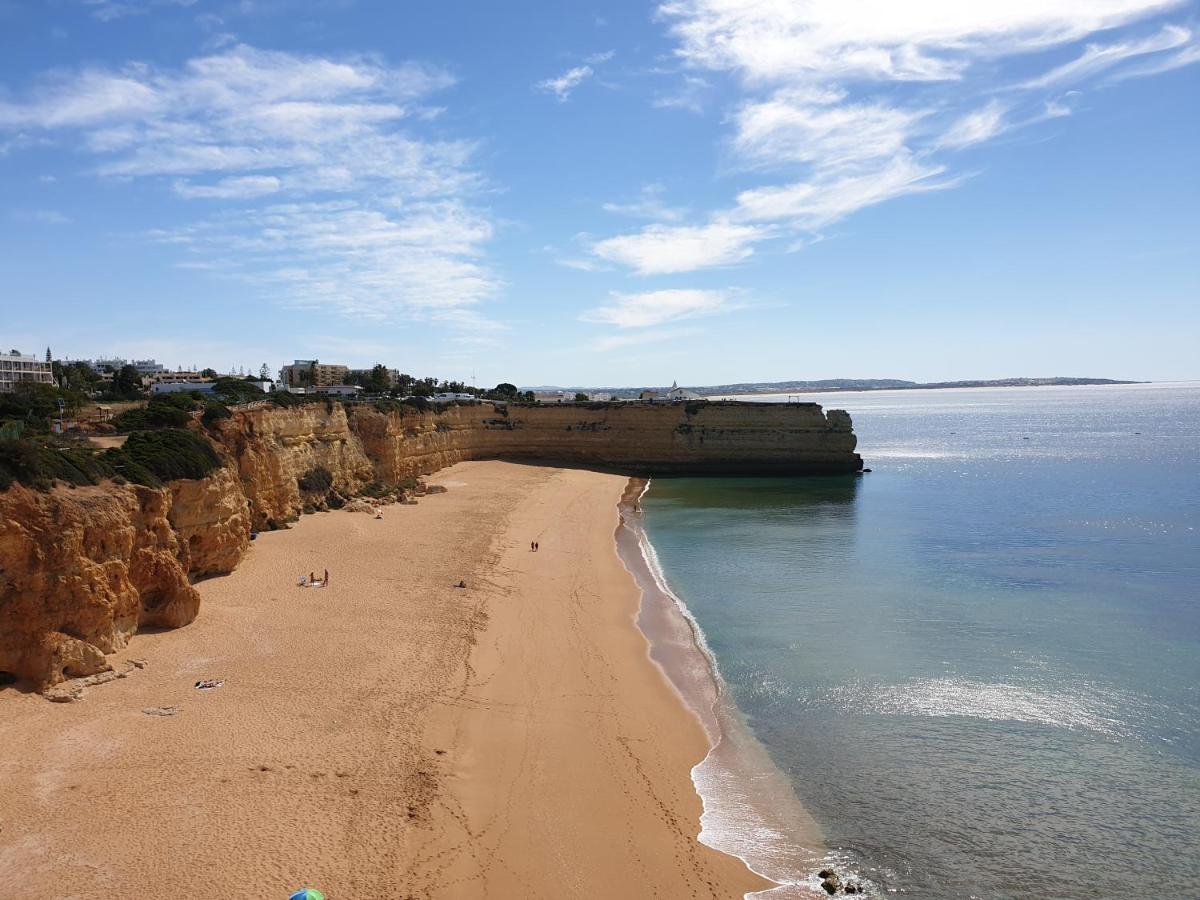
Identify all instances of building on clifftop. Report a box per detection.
[0,349,54,393]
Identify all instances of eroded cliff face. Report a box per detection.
[349,400,860,481]
[0,400,858,690]
[210,404,376,529]
[0,482,195,687]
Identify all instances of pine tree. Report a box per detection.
[46,347,52,363]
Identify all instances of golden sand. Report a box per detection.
[0,461,767,898]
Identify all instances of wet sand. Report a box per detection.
[0,460,766,898]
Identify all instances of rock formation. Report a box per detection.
[1,400,859,690]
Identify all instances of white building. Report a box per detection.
[0,349,55,393]
[313,384,362,398]
[532,390,569,403]
[666,381,702,401]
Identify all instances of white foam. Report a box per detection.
[629,506,836,897]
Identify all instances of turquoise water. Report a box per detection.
[641,383,1200,898]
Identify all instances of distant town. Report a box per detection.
[0,346,705,415]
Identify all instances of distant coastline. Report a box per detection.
[529,376,1142,399]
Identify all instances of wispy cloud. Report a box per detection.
[537,66,593,102]
[602,183,687,221]
[537,50,614,102]
[589,326,703,352]
[582,288,738,328]
[939,100,1009,150]
[173,174,281,199]
[12,209,73,225]
[583,0,1192,275]
[591,221,767,275]
[1022,24,1193,89]
[81,0,198,22]
[0,44,501,327]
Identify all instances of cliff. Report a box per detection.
[0,401,858,689]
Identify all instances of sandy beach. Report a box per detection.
[0,460,767,898]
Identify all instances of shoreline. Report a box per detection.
[616,477,831,898]
[0,461,767,897]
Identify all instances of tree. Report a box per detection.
[259,363,271,381]
[366,364,391,393]
[574,392,589,402]
[522,390,535,403]
[200,368,218,379]
[492,382,519,400]
[112,364,143,399]
[45,347,52,363]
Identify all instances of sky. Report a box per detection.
[1,0,1198,387]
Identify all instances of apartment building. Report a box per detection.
[279,359,350,389]
[0,349,55,393]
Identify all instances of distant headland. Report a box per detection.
[534,377,1142,400]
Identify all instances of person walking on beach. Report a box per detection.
[309,571,315,586]
[530,541,535,552]
[324,568,329,587]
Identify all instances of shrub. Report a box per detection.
[115,429,222,482]
[297,466,333,494]
[112,393,201,431]
[402,396,430,413]
[0,440,110,491]
[201,401,232,427]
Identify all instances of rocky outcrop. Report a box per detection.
[0,482,197,688]
[168,467,251,576]
[1,400,859,690]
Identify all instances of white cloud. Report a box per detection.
[12,209,73,225]
[602,183,687,221]
[591,221,766,275]
[660,0,1184,84]
[537,51,615,102]
[573,0,1192,276]
[0,44,499,327]
[1022,24,1192,88]
[582,288,736,328]
[940,100,1009,149]
[733,87,928,170]
[538,65,594,102]
[173,174,281,199]
[156,199,497,321]
[733,155,955,229]
[82,0,198,22]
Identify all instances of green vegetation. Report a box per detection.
[574,392,589,402]
[120,429,222,482]
[0,428,221,492]
[0,383,89,432]
[110,364,144,400]
[111,395,194,431]
[211,377,269,404]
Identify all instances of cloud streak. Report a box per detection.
[582,288,737,328]
[0,44,501,327]
[585,0,1193,276]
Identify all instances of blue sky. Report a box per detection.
[1,0,1197,386]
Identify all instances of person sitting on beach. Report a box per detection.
[309,571,315,586]
[456,580,466,589]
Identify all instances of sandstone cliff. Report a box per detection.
[0,400,858,689]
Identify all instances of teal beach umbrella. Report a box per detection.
[289,890,325,900]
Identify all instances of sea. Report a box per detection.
[634,382,1200,898]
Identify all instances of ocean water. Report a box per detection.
[639,382,1200,898]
